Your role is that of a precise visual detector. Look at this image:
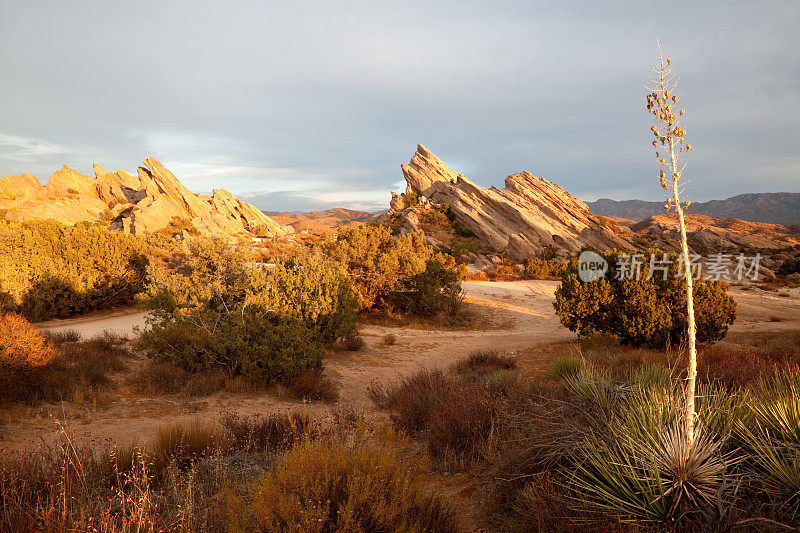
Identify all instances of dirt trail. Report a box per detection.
[6,280,799,452]
[38,308,150,339]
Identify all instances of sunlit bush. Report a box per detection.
[554,250,737,346]
[0,220,152,321]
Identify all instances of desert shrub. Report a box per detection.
[777,256,800,275]
[140,240,356,383]
[43,328,82,345]
[554,250,737,346]
[396,256,465,316]
[0,313,57,367]
[0,220,151,321]
[420,208,449,225]
[523,256,567,280]
[452,349,517,375]
[548,355,584,378]
[428,386,498,465]
[128,360,193,395]
[698,348,791,390]
[286,369,340,402]
[342,335,366,351]
[245,439,458,532]
[452,241,478,256]
[329,224,433,309]
[245,249,358,344]
[220,412,314,453]
[404,190,419,207]
[152,421,229,467]
[383,333,397,345]
[368,368,453,432]
[139,310,325,383]
[488,258,520,281]
[0,426,235,531]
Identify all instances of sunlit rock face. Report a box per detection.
[0,157,291,238]
[392,144,632,260]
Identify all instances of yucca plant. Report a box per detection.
[563,362,614,404]
[564,378,743,524]
[737,368,800,502]
[646,44,698,448]
[548,355,585,379]
[630,363,673,390]
[567,420,731,524]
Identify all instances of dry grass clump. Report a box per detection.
[0,427,232,531]
[152,421,230,469]
[286,368,340,403]
[127,360,238,397]
[220,411,315,453]
[451,349,517,375]
[43,328,82,345]
[243,439,459,532]
[368,368,453,432]
[383,333,397,345]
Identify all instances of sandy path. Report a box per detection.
[7,281,800,452]
[38,308,150,339]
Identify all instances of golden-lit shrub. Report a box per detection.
[0,220,154,321]
[245,440,458,532]
[0,313,56,367]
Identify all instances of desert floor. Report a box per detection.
[2,280,796,454]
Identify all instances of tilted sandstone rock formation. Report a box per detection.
[0,158,291,238]
[392,144,633,260]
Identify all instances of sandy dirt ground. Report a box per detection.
[3,280,796,452]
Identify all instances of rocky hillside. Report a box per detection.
[388,145,632,260]
[629,213,800,252]
[0,158,291,238]
[588,193,800,225]
[267,208,378,234]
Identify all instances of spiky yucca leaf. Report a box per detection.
[748,368,800,444]
[738,423,800,500]
[566,422,731,523]
[563,362,614,404]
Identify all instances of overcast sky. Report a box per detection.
[1,1,798,212]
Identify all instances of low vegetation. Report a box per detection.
[0,220,159,321]
[0,411,459,532]
[369,336,800,530]
[554,250,737,346]
[138,239,356,384]
[0,316,130,405]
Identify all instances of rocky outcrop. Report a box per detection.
[631,214,800,252]
[0,157,291,238]
[391,144,633,260]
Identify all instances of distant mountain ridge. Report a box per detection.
[587,193,800,225]
[266,208,378,233]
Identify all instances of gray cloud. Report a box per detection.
[0,0,798,209]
